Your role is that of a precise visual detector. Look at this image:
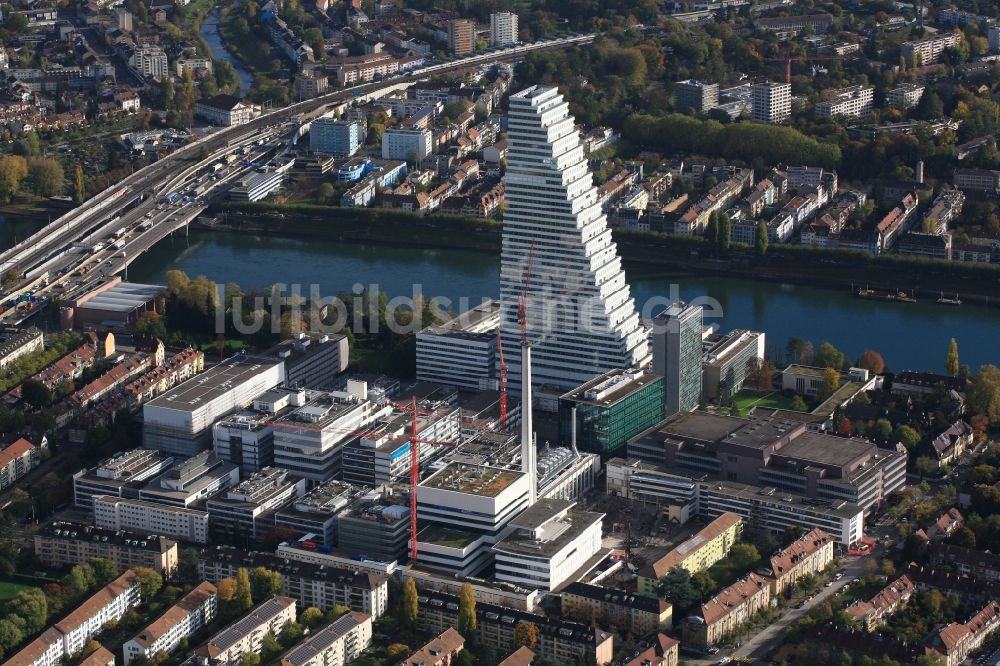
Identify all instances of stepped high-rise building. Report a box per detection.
[500,86,650,392]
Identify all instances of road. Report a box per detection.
[0,33,595,321]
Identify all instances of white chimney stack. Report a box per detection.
[520,342,536,506]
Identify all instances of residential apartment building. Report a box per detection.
[0,327,43,368]
[0,437,39,489]
[674,80,719,112]
[562,582,672,634]
[123,582,218,665]
[898,231,952,260]
[766,529,834,595]
[489,12,518,46]
[310,119,362,157]
[901,32,961,65]
[417,590,614,665]
[448,19,475,55]
[194,94,258,127]
[94,496,211,544]
[845,575,915,631]
[7,571,142,666]
[624,635,678,666]
[751,81,791,123]
[652,301,703,417]
[923,188,964,234]
[888,83,925,109]
[278,611,372,666]
[294,70,328,99]
[815,85,873,118]
[403,628,465,666]
[416,300,499,390]
[33,522,179,575]
[682,574,771,647]
[382,126,433,161]
[925,601,1000,666]
[130,45,167,78]
[193,597,297,666]
[638,513,741,595]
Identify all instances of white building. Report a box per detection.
[193,597,297,666]
[501,85,650,392]
[901,32,961,65]
[278,611,372,666]
[751,81,791,123]
[213,412,275,475]
[138,451,240,508]
[229,171,284,202]
[490,12,519,46]
[94,495,211,543]
[815,85,873,118]
[130,45,167,78]
[416,299,500,390]
[194,94,259,126]
[175,57,213,77]
[73,449,174,510]
[888,83,925,109]
[123,582,217,665]
[416,462,531,576]
[0,327,43,369]
[381,127,433,161]
[493,498,605,590]
[143,355,285,457]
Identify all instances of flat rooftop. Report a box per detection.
[494,508,604,558]
[702,480,863,519]
[561,369,661,407]
[418,524,480,549]
[147,355,282,412]
[656,411,804,450]
[78,282,164,313]
[274,391,367,429]
[419,299,500,337]
[509,498,574,531]
[421,462,524,498]
[771,430,874,469]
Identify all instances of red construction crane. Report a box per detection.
[497,328,508,430]
[763,54,847,83]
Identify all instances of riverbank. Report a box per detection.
[208,202,1000,307]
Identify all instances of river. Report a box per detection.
[201,8,253,96]
[128,230,1000,372]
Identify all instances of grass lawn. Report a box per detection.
[837,578,885,605]
[707,556,749,591]
[730,390,799,416]
[0,580,32,600]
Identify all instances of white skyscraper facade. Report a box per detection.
[501,86,650,392]
[490,12,519,46]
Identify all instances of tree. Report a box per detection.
[513,622,539,650]
[790,395,808,412]
[386,644,410,662]
[261,634,282,662]
[250,567,282,600]
[755,219,769,255]
[968,365,1000,425]
[27,158,64,197]
[134,567,163,600]
[881,558,896,577]
[818,367,841,402]
[278,621,304,647]
[161,77,175,107]
[729,543,761,569]
[240,652,260,666]
[402,577,418,629]
[894,425,921,449]
[0,618,24,652]
[945,338,959,376]
[457,582,477,640]
[82,640,102,657]
[814,342,845,370]
[658,566,699,614]
[299,607,324,629]
[62,563,96,600]
[0,155,28,203]
[872,418,894,443]
[88,557,118,585]
[20,378,51,408]
[691,570,716,599]
[6,588,48,634]
[317,182,335,202]
[718,213,732,251]
[746,357,774,392]
[235,568,254,611]
[73,165,86,204]
[217,577,237,604]
[858,350,885,375]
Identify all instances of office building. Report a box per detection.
[416,300,500,390]
[954,168,1000,193]
[33,522,179,576]
[337,494,412,562]
[382,127,433,161]
[94,496,211,544]
[651,302,703,417]
[192,597,297,666]
[489,12,518,46]
[205,467,306,547]
[310,119,362,157]
[194,94,258,126]
[7,571,142,666]
[637,513,742,596]
[492,499,605,590]
[766,529,834,595]
[0,327,43,369]
[73,448,174,510]
[269,333,350,390]
[562,582,672,635]
[901,32,961,65]
[198,545,389,617]
[279,611,372,666]
[558,369,664,457]
[628,411,907,516]
[682,574,771,648]
[137,451,240,508]
[674,80,719,113]
[229,171,284,202]
[0,437,39,489]
[274,479,364,546]
[417,589,614,665]
[815,85,873,118]
[213,411,275,476]
[448,19,475,55]
[888,83,925,109]
[123,582,217,665]
[144,355,285,457]
[701,329,766,402]
[751,81,791,123]
[416,462,530,575]
[501,86,649,392]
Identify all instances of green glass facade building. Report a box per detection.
[558,370,665,458]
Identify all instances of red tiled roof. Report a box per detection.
[0,438,34,467]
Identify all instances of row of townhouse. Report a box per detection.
[123,347,204,406]
[123,582,218,665]
[845,575,916,631]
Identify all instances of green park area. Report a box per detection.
[730,390,800,417]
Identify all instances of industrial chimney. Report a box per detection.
[520,341,536,506]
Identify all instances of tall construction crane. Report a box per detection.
[763,54,847,84]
